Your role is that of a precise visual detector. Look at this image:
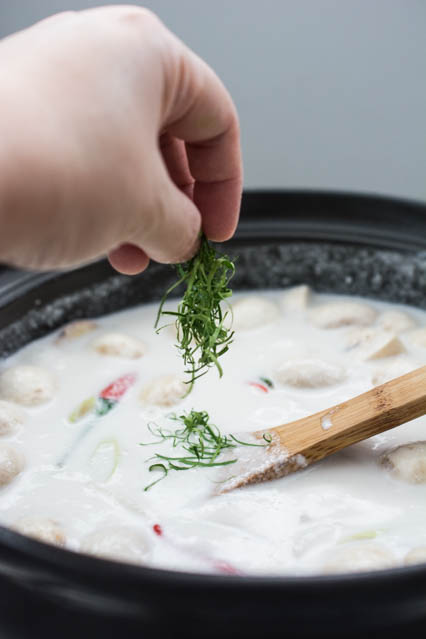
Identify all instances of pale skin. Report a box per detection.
[0,5,242,275]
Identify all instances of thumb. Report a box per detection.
[109,158,201,274]
[140,157,202,264]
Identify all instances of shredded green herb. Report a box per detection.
[259,376,274,389]
[140,409,272,491]
[155,235,235,393]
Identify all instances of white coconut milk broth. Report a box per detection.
[1,288,426,576]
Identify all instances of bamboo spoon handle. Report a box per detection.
[270,365,426,465]
[221,366,426,492]
[271,366,426,464]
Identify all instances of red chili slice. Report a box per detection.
[213,559,241,575]
[100,373,137,400]
[248,381,269,393]
[153,524,163,537]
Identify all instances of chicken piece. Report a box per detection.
[371,358,418,386]
[81,526,151,564]
[0,400,26,436]
[0,445,24,486]
[231,296,280,331]
[377,310,416,334]
[140,374,186,407]
[57,320,97,341]
[92,333,146,359]
[404,546,426,566]
[381,442,426,484]
[13,518,66,547]
[275,359,345,389]
[345,327,405,360]
[310,301,376,329]
[323,543,396,574]
[280,285,311,312]
[405,328,426,349]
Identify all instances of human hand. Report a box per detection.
[0,5,242,273]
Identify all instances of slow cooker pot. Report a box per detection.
[0,190,425,639]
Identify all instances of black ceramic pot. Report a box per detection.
[0,190,425,639]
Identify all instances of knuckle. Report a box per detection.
[115,6,161,29]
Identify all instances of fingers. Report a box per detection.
[162,47,243,242]
[108,244,150,275]
[127,41,242,264]
[159,133,194,200]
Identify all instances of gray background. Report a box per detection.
[1,0,425,201]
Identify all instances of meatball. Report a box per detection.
[140,375,186,407]
[0,400,26,436]
[92,333,146,359]
[377,310,416,334]
[381,442,426,484]
[275,359,345,389]
[57,320,97,341]
[404,546,426,566]
[310,301,376,329]
[230,296,280,331]
[0,445,24,486]
[13,518,66,547]
[81,526,151,564]
[280,285,311,312]
[323,543,396,574]
[0,365,54,406]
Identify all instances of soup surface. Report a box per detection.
[1,286,426,576]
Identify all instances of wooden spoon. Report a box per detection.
[219,365,426,493]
